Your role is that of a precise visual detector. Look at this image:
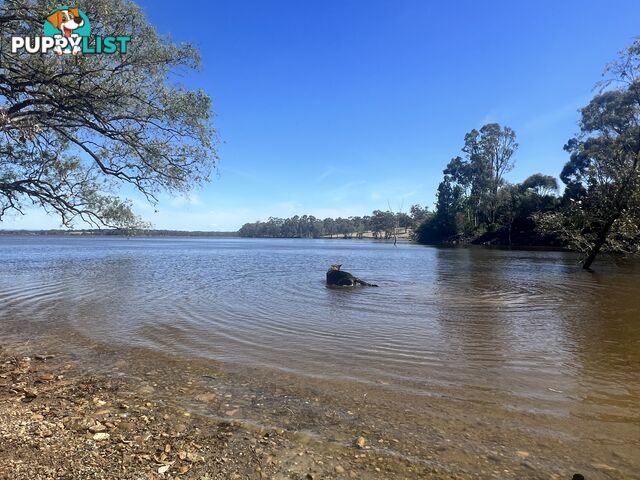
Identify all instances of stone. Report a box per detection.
[335,465,345,474]
[354,436,366,448]
[92,432,110,441]
[186,452,204,463]
[173,423,188,434]
[117,421,134,431]
[194,393,217,402]
[139,385,155,394]
[89,422,107,433]
[22,389,38,401]
[63,416,95,432]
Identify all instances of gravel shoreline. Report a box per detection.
[1,338,627,480]
[0,344,437,479]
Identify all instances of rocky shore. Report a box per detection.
[1,338,628,480]
[0,344,435,480]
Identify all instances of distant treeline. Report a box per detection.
[0,229,238,237]
[238,206,430,239]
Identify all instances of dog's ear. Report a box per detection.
[68,8,80,18]
[46,10,64,29]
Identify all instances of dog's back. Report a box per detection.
[326,269,357,286]
[326,264,378,287]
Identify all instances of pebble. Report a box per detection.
[22,389,38,400]
[89,422,107,433]
[92,432,110,441]
[186,452,204,463]
[355,436,366,448]
[117,421,134,431]
[139,385,155,394]
[173,423,188,433]
[521,461,535,470]
[335,465,345,474]
[195,393,217,402]
[63,416,95,432]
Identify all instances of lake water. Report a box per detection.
[1,236,638,477]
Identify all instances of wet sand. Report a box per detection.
[2,333,634,480]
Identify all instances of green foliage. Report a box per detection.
[416,123,552,245]
[238,206,430,239]
[521,174,559,196]
[0,0,217,229]
[536,39,640,268]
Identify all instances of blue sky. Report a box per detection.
[4,1,640,230]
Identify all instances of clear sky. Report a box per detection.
[4,1,640,230]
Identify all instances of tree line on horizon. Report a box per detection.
[238,205,430,240]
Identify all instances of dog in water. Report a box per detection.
[326,264,378,287]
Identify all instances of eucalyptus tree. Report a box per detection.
[409,204,429,225]
[0,0,217,229]
[521,173,559,197]
[473,124,518,223]
[537,40,640,269]
[444,124,518,227]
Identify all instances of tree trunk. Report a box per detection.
[582,215,618,270]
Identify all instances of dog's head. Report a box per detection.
[329,264,342,271]
[46,8,84,36]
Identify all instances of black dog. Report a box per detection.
[326,264,378,287]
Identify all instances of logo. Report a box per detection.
[11,6,130,55]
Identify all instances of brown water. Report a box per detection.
[1,236,638,478]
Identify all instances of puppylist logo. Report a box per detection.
[11,6,130,55]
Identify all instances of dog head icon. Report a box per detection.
[46,8,84,37]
